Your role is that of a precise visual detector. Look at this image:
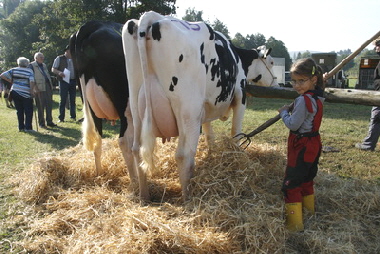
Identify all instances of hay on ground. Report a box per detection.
[10,135,380,253]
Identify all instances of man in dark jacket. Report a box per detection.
[356,39,380,151]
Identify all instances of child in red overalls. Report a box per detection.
[278,58,325,232]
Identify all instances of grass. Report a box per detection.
[0,90,120,251]
[1,88,380,252]
[0,91,121,167]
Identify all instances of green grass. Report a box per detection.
[0,90,120,167]
[1,89,379,251]
[212,95,380,182]
[0,90,120,252]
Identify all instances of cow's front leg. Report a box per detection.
[118,135,138,188]
[202,122,215,151]
[231,91,246,138]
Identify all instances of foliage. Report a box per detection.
[211,18,229,39]
[0,0,45,68]
[0,0,21,19]
[0,0,176,70]
[182,7,203,22]
[0,2,373,77]
[232,32,265,49]
[266,36,292,70]
[337,49,354,72]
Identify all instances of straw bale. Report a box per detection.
[11,135,380,253]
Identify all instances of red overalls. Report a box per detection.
[282,91,323,203]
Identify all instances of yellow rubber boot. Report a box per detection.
[302,194,315,215]
[285,202,304,232]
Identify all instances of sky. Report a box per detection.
[174,0,379,54]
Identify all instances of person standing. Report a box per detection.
[29,52,56,128]
[278,58,325,232]
[51,45,76,123]
[355,39,380,151]
[0,57,36,132]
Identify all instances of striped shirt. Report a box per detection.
[1,67,35,98]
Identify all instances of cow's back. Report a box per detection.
[139,15,245,132]
[74,21,129,118]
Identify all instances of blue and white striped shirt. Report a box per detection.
[1,67,35,98]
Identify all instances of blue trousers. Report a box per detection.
[58,79,76,121]
[11,90,34,131]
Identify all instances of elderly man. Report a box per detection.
[29,52,56,128]
[0,57,36,132]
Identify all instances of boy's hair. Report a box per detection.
[290,58,325,90]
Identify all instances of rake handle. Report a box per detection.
[245,114,281,138]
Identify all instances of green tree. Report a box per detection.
[337,49,354,72]
[266,36,292,70]
[231,32,245,48]
[182,7,203,21]
[231,33,266,50]
[300,50,311,59]
[0,0,22,19]
[0,0,177,70]
[0,0,45,68]
[126,0,176,19]
[246,33,266,49]
[212,18,229,39]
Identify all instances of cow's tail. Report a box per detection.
[80,77,101,153]
[137,12,163,173]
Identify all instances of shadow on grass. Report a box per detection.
[24,126,82,150]
[24,119,121,151]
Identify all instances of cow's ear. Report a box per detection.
[257,45,266,58]
[265,48,272,57]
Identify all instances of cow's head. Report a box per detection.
[246,46,279,87]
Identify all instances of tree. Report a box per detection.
[231,33,245,48]
[299,50,311,59]
[231,33,266,50]
[266,36,292,70]
[0,0,22,19]
[337,49,354,72]
[0,0,45,68]
[211,18,229,39]
[182,7,203,21]
[0,0,177,70]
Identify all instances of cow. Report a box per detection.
[1,78,14,108]
[70,21,136,182]
[122,11,278,201]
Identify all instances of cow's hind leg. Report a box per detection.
[202,122,215,150]
[175,124,200,200]
[92,113,104,175]
[118,105,138,190]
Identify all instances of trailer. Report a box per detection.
[355,55,380,90]
[311,53,347,88]
[272,57,285,86]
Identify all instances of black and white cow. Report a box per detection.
[70,21,136,181]
[122,11,278,201]
[1,78,14,108]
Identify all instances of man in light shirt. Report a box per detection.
[51,45,76,123]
